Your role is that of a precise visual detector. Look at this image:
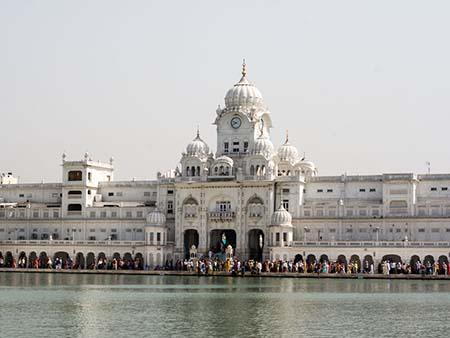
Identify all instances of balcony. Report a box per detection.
[290,241,450,248]
[208,211,235,222]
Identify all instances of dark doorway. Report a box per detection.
[184,229,199,259]
[210,229,237,255]
[248,229,264,261]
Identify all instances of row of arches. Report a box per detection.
[0,251,144,270]
[290,253,450,274]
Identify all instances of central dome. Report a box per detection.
[224,63,264,109]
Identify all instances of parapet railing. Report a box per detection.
[291,241,450,248]
[0,240,146,246]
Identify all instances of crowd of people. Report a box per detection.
[1,252,450,276]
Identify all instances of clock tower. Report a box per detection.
[214,62,273,168]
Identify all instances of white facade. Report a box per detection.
[1,64,450,268]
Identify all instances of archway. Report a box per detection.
[306,254,316,272]
[337,255,347,264]
[319,254,329,263]
[28,252,37,268]
[410,255,421,274]
[5,251,14,268]
[135,253,144,270]
[350,255,361,273]
[210,229,237,257]
[54,251,70,268]
[382,254,402,263]
[438,255,448,274]
[75,252,85,269]
[248,229,264,261]
[0,251,3,267]
[294,254,303,264]
[97,252,106,269]
[184,229,199,259]
[363,255,374,273]
[123,252,133,269]
[424,255,435,265]
[39,252,48,268]
[18,251,27,268]
[86,252,95,269]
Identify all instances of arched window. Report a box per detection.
[261,165,266,175]
[191,167,196,176]
[186,166,190,176]
[250,165,255,175]
[256,165,260,176]
[67,204,82,211]
[197,166,200,176]
[68,171,82,181]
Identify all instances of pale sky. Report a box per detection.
[1,1,449,182]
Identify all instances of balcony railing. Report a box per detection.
[0,240,146,246]
[291,241,450,248]
[208,211,236,221]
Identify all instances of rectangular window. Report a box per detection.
[88,172,92,181]
[43,212,49,218]
[137,211,143,218]
[111,229,117,233]
[372,209,380,216]
[167,190,174,195]
[327,189,333,193]
[111,211,117,218]
[89,229,95,233]
[396,228,402,233]
[283,232,287,242]
[100,211,107,218]
[328,209,336,217]
[144,192,151,197]
[446,229,450,233]
[108,192,114,197]
[33,211,39,218]
[224,142,229,153]
[276,233,280,242]
[346,209,353,216]
[167,201,174,214]
[346,228,353,233]
[317,189,323,193]
[53,211,59,218]
[125,229,132,232]
[442,187,448,191]
[370,188,376,192]
[329,228,336,233]
[19,194,24,198]
[232,141,239,153]
[116,192,123,197]
[359,188,366,192]
[157,232,161,241]
[359,209,367,216]
[282,199,289,211]
[243,141,248,152]
[126,211,132,218]
[90,211,96,218]
[304,210,311,217]
[431,187,437,191]
[282,188,290,194]
[431,228,440,233]
[359,228,367,233]
[418,228,425,233]
[316,209,324,216]
[100,228,106,233]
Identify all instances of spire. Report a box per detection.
[285,130,289,144]
[241,58,247,77]
[196,125,200,138]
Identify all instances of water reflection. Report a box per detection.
[1,273,450,338]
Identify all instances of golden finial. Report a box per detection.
[241,58,247,77]
[285,129,289,143]
[196,125,200,138]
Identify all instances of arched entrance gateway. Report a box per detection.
[209,229,236,259]
[184,229,199,259]
[248,229,264,261]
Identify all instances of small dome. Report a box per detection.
[252,133,274,158]
[186,131,209,158]
[278,135,299,164]
[146,209,166,227]
[224,64,264,109]
[271,205,292,226]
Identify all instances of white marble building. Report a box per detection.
[1,63,450,269]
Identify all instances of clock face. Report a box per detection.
[231,116,241,129]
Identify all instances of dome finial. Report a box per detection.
[285,130,289,144]
[241,58,246,77]
[196,125,200,138]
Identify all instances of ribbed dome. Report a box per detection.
[271,205,292,226]
[146,209,166,227]
[278,137,299,164]
[214,155,234,166]
[224,64,263,109]
[186,131,209,158]
[253,134,274,158]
